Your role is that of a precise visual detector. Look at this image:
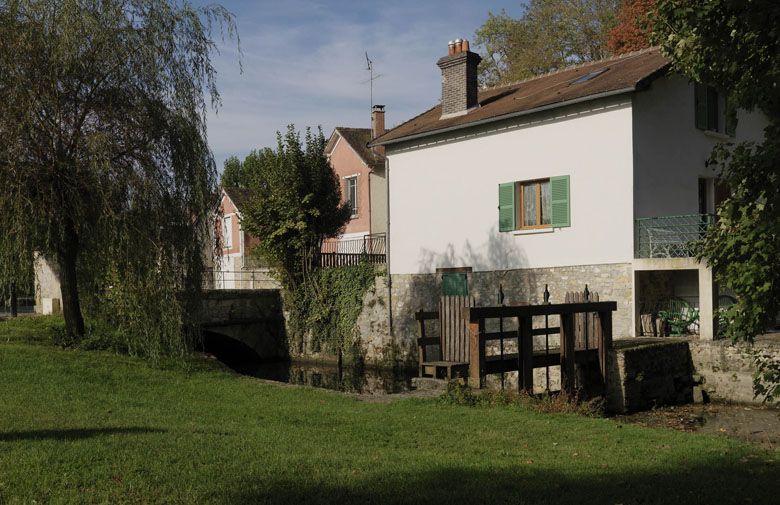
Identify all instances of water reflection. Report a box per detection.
[235,361,416,395]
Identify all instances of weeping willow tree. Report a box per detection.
[0,0,237,356]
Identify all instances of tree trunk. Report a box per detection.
[10,282,17,317]
[57,219,85,340]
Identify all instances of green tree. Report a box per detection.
[240,126,351,346]
[474,1,620,86]
[654,0,779,399]
[0,0,237,351]
[220,156,246,188]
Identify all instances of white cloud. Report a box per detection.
[203,1,518,170]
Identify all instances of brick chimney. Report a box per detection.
[437,38,481,118]
[371,104,385,157]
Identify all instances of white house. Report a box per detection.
[369,42,766,344]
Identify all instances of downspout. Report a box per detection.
[367,166,373,235]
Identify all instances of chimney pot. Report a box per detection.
[436,38,481,117]
[448,40,455,55]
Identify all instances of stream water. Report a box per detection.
[203,330,417,394]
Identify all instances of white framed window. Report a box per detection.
[223,216,232,248]
[345,176,358,218]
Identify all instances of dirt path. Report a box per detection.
[616,403,780,449]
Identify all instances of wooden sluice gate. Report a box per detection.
[415,290,617,394]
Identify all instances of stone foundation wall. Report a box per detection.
[355,276,395,365]
[606,340,695,413]
[390,262,634,363]
[688,337,780,404]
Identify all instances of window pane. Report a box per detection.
[523,184,537,227]
[347,177,357,216]
[707,87,719,131]
[223,216,232,247]
[540,181,551,225]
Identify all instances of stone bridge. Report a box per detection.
[199,289,287,360]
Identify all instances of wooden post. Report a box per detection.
[416,309,426,376]
[519,316,533,394]
[598,310,613,387]
[468,318,485,388]
[10,282,18,318]
[560,312,576,395]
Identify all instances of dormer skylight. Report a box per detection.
[571,67,609,84]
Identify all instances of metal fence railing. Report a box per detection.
[634,214,714,258]
[203,269,280,290]
[0,296,35,317]
[320,233,386,267]
[321,233,386,255]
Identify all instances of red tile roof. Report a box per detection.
[328,127,386,170]
[371,48,669,146]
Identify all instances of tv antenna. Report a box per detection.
[362,52,383,112]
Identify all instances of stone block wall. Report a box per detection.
[389,262,634,363]
[607,340,695,413]
[33,254,62,315]
[688,337,780,404]
[355,276,394,365]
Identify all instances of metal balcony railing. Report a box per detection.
[634,214,714,258]
[320,233,386,267]
[203,269,279,290]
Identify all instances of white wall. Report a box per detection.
[387,97,635,275]
[632,74,767,218]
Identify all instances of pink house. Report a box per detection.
[324,105,388,249]
[212,187,276,289]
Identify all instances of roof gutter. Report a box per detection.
[368,86,637,148]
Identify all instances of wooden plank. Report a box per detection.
[468,301,617,320]
[416,309,427,376]
[421,360,469,366]
[575,292,586,350]
[482,326,561,340]
[531,326,560,336]
[598,310,613,386]
[439,295,473,364]
[468,319,485,388]
[560,312,576,395]
[414,311,439,321]
[519,316,533,394]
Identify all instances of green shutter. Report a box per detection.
[725,95,738,136]
[694,83,708,130]
[442,273,468,296]
[550,175,570,228]
[498,182,516,232]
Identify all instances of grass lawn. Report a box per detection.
[0,318,778,504]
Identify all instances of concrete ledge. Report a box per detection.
[608,339,694,413]
[632,257,702,271]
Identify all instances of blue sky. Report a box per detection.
[198,1,523,171]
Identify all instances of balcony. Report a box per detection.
[320,233,387,268]
[634,214,714,259]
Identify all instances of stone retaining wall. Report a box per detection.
[688,336,780,404]
[389,262,634,363]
